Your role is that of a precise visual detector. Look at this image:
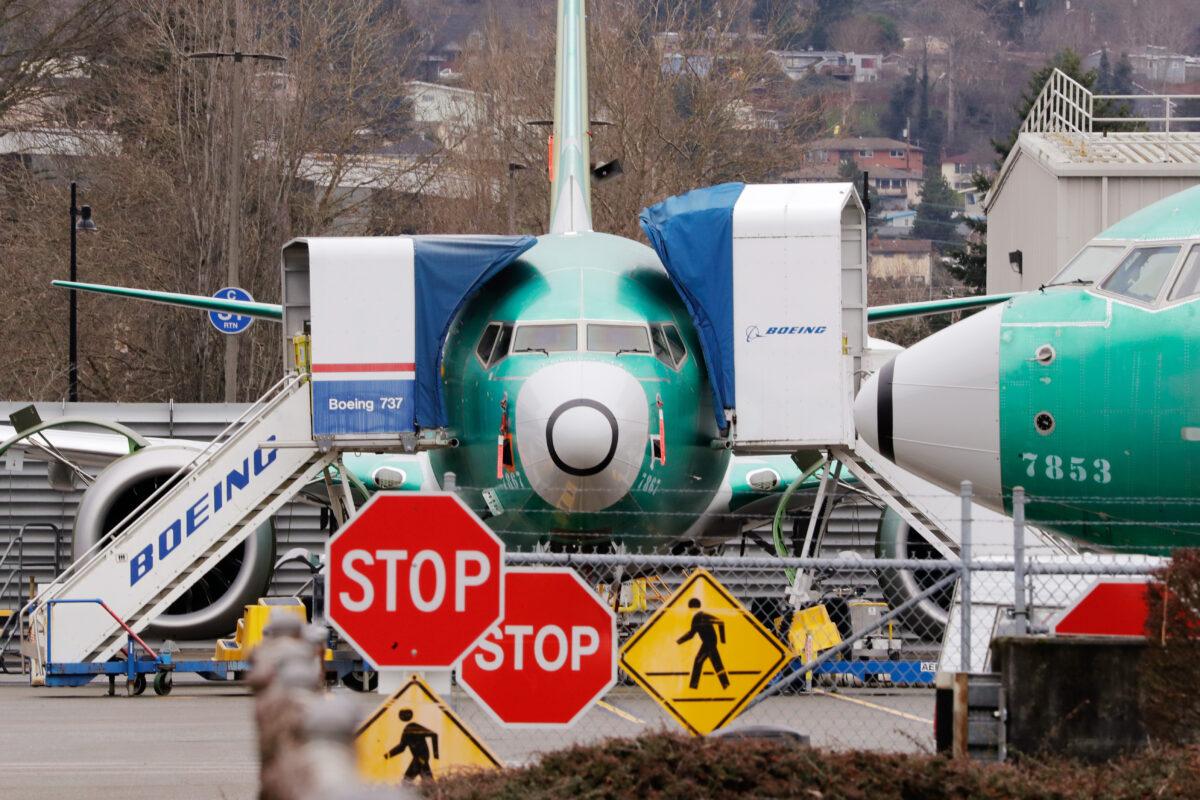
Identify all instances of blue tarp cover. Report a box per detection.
[639,183,744,430]
[413,235,537,428]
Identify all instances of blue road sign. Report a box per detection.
[208,287,255,335]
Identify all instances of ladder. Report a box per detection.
[829,446,959,560]
[27,375,334,682]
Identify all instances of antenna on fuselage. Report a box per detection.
[547,0,593,235]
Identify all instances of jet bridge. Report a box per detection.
[640,182,867,452]
[24,235,534,683]
[641,183,962,584]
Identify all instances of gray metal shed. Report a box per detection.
[985,70,1200,292]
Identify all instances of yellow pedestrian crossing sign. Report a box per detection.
[356,676,501,783]
[619,568,790,736]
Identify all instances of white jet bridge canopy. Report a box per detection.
[281,234,536,442]
[640,182,867,452]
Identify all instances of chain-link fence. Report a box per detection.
[409,486,1169,759]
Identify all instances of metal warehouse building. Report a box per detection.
[986,70,1200,293]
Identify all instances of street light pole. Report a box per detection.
[69,182,78,403]
[186,2,285,403]
[224,2,245,404]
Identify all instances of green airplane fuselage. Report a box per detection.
[997,275,1199,551]
[427,231,729,551]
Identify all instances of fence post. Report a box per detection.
[1012,486,1027,636]
[960,480,972,674]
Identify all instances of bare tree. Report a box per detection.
[0,0,124,121]
[0,0,438,403]
[437,0,834,240]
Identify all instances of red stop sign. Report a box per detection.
[325,493,504,669]
[458,567,616,727]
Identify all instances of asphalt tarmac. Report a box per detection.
[0,674,935,799]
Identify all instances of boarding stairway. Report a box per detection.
[25,375,335,683]
[829,446,959,560]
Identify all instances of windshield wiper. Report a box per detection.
[515,347,549,356]
[1038,278,1092,291]
[614,348,647,357]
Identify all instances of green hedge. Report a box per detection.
[424,734,1200,800]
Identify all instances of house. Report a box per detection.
[985,72,1200,292]
[868,238,934,285]
[403,81,486,147]
[770,50,881,83]
[880,209,915,230]
[1083,46,1200,87]
[868,167,924,210]
[942,154,992,218]
[804,137,924,175]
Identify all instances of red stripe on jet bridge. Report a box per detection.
[311,363,416,373]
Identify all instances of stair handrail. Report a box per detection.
[26,373,305,615]
[1021,68,1092,135]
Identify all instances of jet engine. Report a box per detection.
[874,507,953,636]
[72,444,275,639]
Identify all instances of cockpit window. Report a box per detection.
[588,324,650,354]
[476,323,500,363]
[663,324,687,364]
[650,323,687,368]
[1169,247,1200,302]
[1100,246,1180,303]
[1049,245,1124,285]
[513,323,577,353]
[475,322,513,368]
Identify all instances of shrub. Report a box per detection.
[422,733,1200,800]
[1139,549,1200,743]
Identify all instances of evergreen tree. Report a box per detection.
[1096,49,1112,93]
[837,157,859,182]
[949,172,990,290]
[912,167,961,252]
[882,69,916,141]
[1114,53,1134,95]
[807,0,853,50]
[947,49,1104,291]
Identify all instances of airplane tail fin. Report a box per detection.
[547,0,593,234]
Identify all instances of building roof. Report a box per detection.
[869,167,923,180]
[869,238,933,254]
[987,131,1200,211]
[805,136,922,153]
[986,70,1200,211]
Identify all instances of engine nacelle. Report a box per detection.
[73,444,275,639]
[874,507,952,636]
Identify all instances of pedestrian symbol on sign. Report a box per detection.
[620,568,790,736]
[384,708,439,780]
[678,597,729,690]
[356,676,499,783]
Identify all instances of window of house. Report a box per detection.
[890,149,904,158]
[859,149,874,157]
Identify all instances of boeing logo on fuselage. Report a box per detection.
[745,324,827,342]
[128,436,279,586]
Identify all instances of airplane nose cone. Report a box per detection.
[853,304,1003,502]
[546,400,618,476]
[516,361,649,512]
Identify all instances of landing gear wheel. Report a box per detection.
[341,669,378,692]
[153,671,173,696]
[127,674,147,696]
